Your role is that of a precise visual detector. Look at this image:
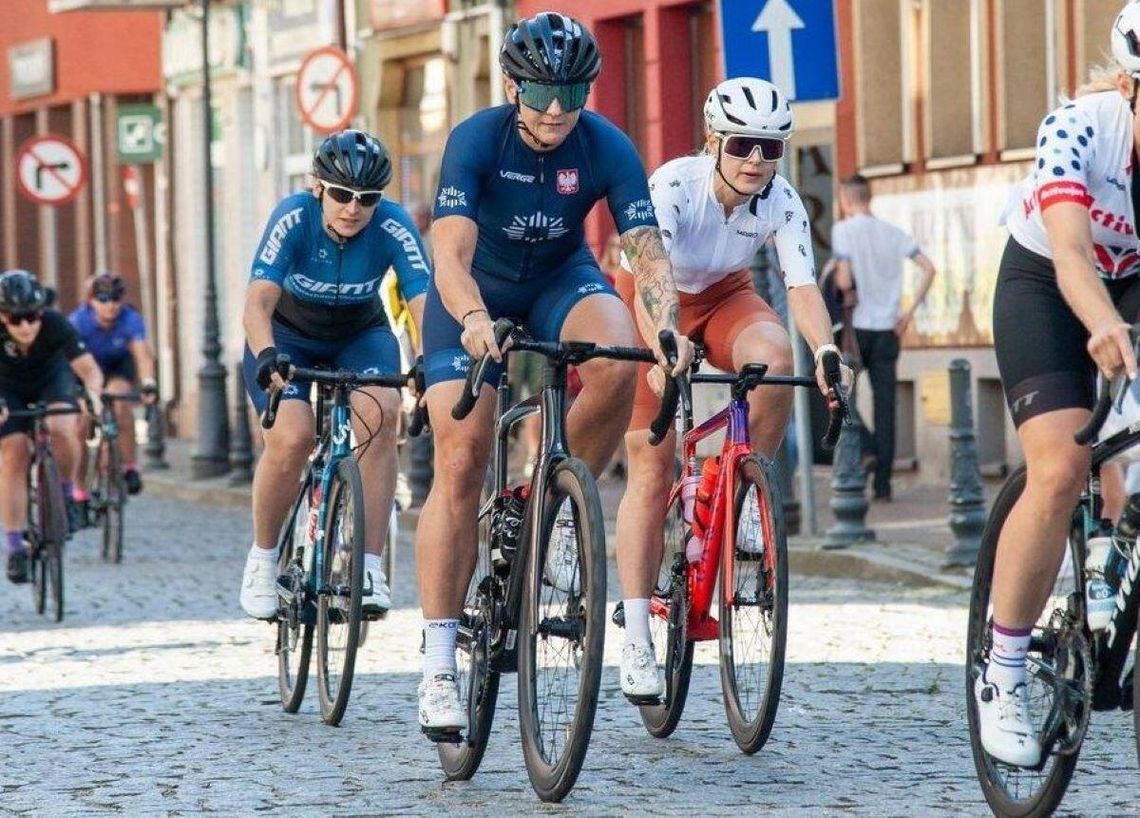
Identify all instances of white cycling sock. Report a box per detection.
[248,543,276,562]
[986,623,1031,691]
[623,598,652,646]
[422,619,459,681]
[364,552,383,578]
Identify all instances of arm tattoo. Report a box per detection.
[622,226,680,329]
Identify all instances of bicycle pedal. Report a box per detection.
[735,548,765,561]
[624,694,660,706]
[421,726,463,744]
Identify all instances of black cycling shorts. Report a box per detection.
[0,357,79,438]
[993,237,1140,427]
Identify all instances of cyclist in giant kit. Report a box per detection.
[239,130,428,622]
[414,12,694,734]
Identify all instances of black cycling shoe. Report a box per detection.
[65,498,84,534]
[123,468,142,496]
[6,549,28,584]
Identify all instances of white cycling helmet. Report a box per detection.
[703,77,794,138]
[1112,2,1140,75]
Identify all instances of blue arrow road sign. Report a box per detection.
[720,0,840,102]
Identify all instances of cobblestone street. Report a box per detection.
[0,494,1135,816]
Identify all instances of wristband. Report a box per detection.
[461,308,488,326]
[814,343,840,364]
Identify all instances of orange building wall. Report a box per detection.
[0,1,163,116]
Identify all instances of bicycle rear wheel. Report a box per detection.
[316,458,365,726]
[438,474,500,779]
[40,456,68,623]
[518,457,606,803]
[640,488,693,738]
[719,454,787,754]
[277,484,314,713]
[99,438,125,564]
[965,465,1084,818]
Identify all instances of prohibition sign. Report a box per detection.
[16,135,88,207]
[295,47,359,134]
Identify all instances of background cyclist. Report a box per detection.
[978,2,1140,767]
[68,271,158,522]
[614,78,843,701]
[414,11,694,735]
[239,130,428,623]
[0,270,103,582]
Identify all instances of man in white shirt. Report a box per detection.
[832,174,937,500]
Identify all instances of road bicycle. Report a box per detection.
[3,401,85,622]
[436,320,679,802]
[262,358,419,727]
[84,391,144,564]
[966,373,1139,817]
[614,351,846,753]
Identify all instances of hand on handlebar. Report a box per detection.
[255,346,288,391]
[653,330,694,377]
[460,310,502,364]
[140,379,159,406]
[1088,321,1137,380]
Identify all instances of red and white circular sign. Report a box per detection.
[295,47,359,135]
[16,134,88,206]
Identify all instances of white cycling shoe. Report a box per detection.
[621,640,663,702]
[974,674,1042,767]
[240,550,279,620]
[418,672,465,733]
[362,564,391,617]
[543,507,579,594]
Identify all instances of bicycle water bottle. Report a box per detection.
[1085,519,1115,631]
[303,483,322,575]
[686,457,720,562]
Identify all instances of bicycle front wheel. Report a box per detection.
[316,458,365,726]
[27,468,45,616]
[277,485,314,713]
[719,454,787,754]
[99,438,125,564]
[41,456,68,623]
[518,457,606,803]
[640,487,693,738]
[965,465,1082,818]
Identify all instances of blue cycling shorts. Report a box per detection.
[243,320,400,413]
[423,251,617,388]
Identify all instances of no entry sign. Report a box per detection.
[295,46,359,134]
[16,135,88,206]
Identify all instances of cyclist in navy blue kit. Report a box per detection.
[414,11,694,734]
[69,272,158,519]
[239,129,428,622]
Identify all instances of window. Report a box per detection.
[1079,0,1127,83]
[397,57,449,231]
[275,77,315,195]
[924,0,981,165]
[621,15,647,159]
[688,1,719,152]
[997,0,1055,154]
[854,0,905,172]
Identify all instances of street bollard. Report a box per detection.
[945,359,985,568]
[144,395,170,471]
[823,382,875,549]
[408,431,433,508]
[229,362,254,485]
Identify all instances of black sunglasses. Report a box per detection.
[94,292,122,304]
[722,134,787,162]
[2,311,42,326]
[322,182,383,208]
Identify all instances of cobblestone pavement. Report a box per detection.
[0,494,1135,817]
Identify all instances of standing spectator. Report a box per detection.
[832,174,937,501]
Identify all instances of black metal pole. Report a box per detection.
[944,359,985,568]
[229,361,253,484]
[191,0,231,479]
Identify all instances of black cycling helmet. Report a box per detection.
[312,129,392,190]
[90,271,126,301]
[499,12,602,84]
[0,269,48,313]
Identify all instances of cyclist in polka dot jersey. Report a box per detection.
[979,2,1140,770]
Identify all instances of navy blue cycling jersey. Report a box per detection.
[432,105,658,281]
[250,192,431,341]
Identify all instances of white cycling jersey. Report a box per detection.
[620,154,816,293]
[1005,90,1140,279]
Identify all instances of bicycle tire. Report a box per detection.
[27,466,45,616]
[40,455,68,623]
[316,458,365,726]
[101,438,125,564]
[518,457,606,803]
[719,454,787,754]
[277,484,314,713]
[439,473,500,780]
[640,489,694,738]
[965,464,1082,818]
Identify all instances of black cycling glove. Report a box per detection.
[255,346,279,390]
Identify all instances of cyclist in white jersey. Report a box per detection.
[978,3,1140,767]
[613,77,844,700]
